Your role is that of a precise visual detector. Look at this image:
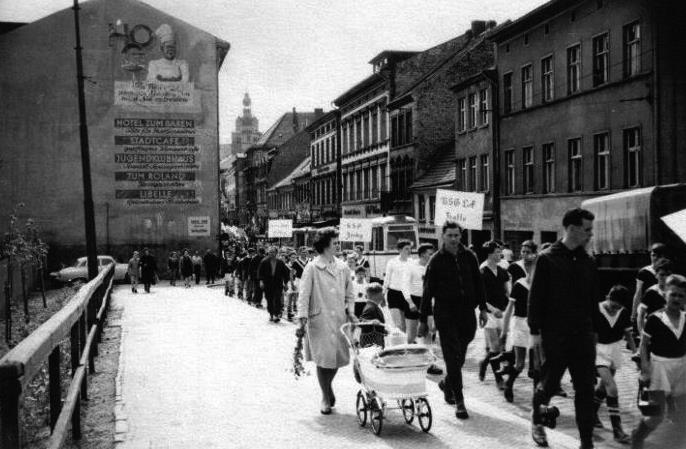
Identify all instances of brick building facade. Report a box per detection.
[306,111,341,221]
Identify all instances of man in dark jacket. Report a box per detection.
[418,220,488,420]
[139,248,157,293]
[528,208,600,449]
[240,249,255,301]
[258,246,291,322]
[249,247,265,307]
[203,249,218,284]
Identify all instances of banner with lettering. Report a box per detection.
[434,189,485,230]
[339,218,373,242]
[268,219,293,238]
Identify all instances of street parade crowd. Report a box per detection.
[123,208,684,449]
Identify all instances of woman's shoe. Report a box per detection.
[320,399,332,415]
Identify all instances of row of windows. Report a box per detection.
[390,157,414,201]
[311,136,336,167]
[416,194,437,223]
[268,185,308,211]
[313,176,336,206]
[503,127,641,195]
[456,154,490,192]
[341,108,388,155]
[313,121,335,139]
[390,109,413,147]
[342,165,387,202]
[457,88,489,132]
[502,21,641,113]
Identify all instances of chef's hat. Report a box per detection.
[155,24,175,45]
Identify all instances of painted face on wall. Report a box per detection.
[161,41,177,60]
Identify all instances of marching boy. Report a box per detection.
[592,285,636,444]
[632,274,686,448]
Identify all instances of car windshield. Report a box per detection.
[386,230,417,251]
[76,260,87,267]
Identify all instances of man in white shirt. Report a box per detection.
[384,239,414,331]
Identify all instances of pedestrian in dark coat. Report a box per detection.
[180,250,194,288]
[528,208,600,449]
[139,248,157,293]
[418,220,488,420]
[167,251,179,286]
[249,248,265,307]
[203,249,218,284]
[258,246,291,322]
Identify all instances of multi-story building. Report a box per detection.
[220,153,237,222]
[491,0,686,248]
[266,157,310,222]
[333,51,417,219]
[452,69,499,250]
[230,92,261,156]
[388,21,496,217]
[241,108,320,231]
[306,111,340,221]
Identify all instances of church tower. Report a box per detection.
[231,92,261,155]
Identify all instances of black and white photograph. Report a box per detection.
[1,0,685,448]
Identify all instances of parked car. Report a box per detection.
[50,255,129,284]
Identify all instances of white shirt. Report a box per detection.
[385,256,411,295]
[402,260,426,299]
[352,279,369,303]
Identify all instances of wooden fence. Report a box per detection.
[0,264,114,448]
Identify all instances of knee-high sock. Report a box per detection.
[607,396,624,431]
[594,385,606,415]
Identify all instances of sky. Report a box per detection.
[0,0,548,143]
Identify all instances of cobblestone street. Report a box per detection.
[112,285,683,448]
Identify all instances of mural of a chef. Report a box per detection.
[146,24,189,83]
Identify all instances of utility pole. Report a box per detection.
[73,0,98,280]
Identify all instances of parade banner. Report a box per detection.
[339,218,373,242]
[661,209,686,244]
[268,219,293,238]
[434,189,485,230]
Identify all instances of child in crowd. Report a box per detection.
[632,274,686,448]
[359,283,386,348]
[637,258,672,334]
[592,285,636,444]
[352,266,369,318]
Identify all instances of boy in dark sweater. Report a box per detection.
[360,283,386,348]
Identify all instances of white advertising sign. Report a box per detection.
[339,218,373,242]
[661,209,686,244]
[434,189,485,230]
[188,216,211,237]
[268,219,293,238]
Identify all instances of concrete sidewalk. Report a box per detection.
[111,285,682,448]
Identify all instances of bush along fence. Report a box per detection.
[1,204,49,341]
[0,264,114,448]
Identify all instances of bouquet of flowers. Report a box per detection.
[292,325,309,379]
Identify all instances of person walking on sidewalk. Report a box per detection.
[139,248,157,293]
[250,247,265,307]
[418,220,488,420]
[167,251,180,286]
[204,249,218,284]
[180,250,194,288]
[631,274,686,449]
[258,246,291,322]
[192,251,203,285]
[591,285,636,444]
[478,241,511,390]
[384,239,414,332]
[127,250,140,293]
[528,208,600,449]
[297,227,356,415]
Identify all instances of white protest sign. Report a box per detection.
[339,218,373,242]
[661,209,686,244]
[434,189,485,230]
[268,219,293,238]
[187,216,211,237]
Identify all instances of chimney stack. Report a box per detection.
[292,107,299,132]
[470,20,487,36]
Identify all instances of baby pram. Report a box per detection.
[340,322,436,435]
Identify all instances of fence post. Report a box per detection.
[70,322,82,439]
[87,293,96,373]
[21,265,28,324]
[0,362,23,448]
[48,346,62,430]
[79,313,88,401]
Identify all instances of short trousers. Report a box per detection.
[387,289,406,310]
[596,341,624,370]
[507,316,531,349]
[354,302,366,318]
[648,354,686,396]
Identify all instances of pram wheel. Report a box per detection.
[369,396,384,435]
[416,398,432,432]
[400,399,414,424]
[356,390,367,426]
